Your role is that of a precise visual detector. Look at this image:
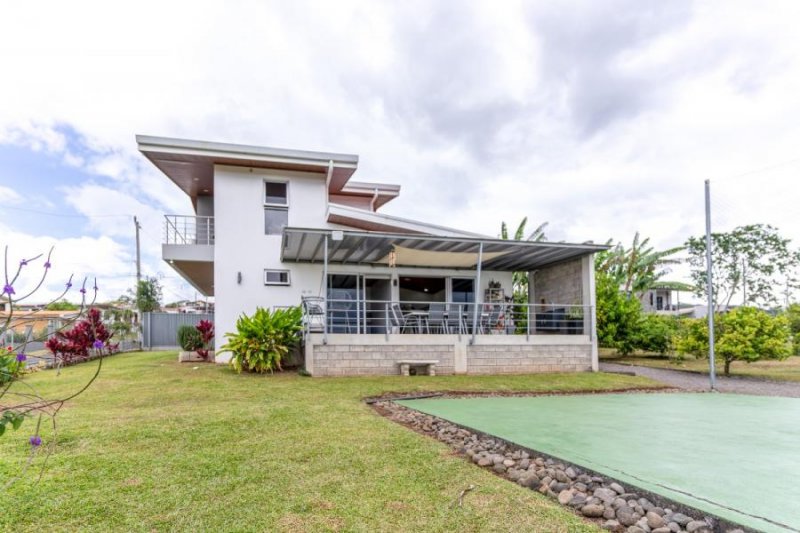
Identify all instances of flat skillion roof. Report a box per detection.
[281,228,608,271]
[136,135,398,202]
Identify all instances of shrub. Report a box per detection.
[222,306,303,373]
[595,271,643,355]
[177,325,203,351]
[783,303,800,355]
[45,308,117,365]
[195,320,214,360]
[676,307,791,375]
[634,314,678,355]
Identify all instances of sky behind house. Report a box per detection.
[1,0,799,304]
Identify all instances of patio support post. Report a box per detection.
[323,234,329,345]
[470,242,484,345]
[384,302,389,342]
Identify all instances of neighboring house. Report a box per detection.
[137,135,607,376]
[639,287,694,316]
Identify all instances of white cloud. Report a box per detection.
[0,0,799,307]
[0,185,23,204]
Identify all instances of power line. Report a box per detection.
[0,205,132,218]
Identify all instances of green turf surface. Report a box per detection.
[399,393,800,532]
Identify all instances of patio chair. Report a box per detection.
[427,303,447,334]
[301,297,325,332]
[389,303,413,333]
[482,306,503,333]
[445,304,466,334]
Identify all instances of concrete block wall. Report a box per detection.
[306,334,593,376]
[533,259,583,306]
[311,344,456,376]
[466,344,592,374]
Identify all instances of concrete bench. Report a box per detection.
[398,360,439,376]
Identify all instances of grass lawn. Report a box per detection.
[600,349,800,382]
[0,351,662,532]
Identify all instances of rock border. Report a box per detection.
[373,397,754,533]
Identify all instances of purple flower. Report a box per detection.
[16,352,26,362]
[80,287,86,294]
[29,435,42,447]
[19,259,28,267]
[66,281,72,289]
[44,261,51,269]
[2,284,14,296]
[93,340,104,350]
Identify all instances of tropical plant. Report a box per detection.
[596,232,686,297]
[177,325,203,352]
[499,217,548,302]
[686,224,800,311]
[195,320,214,360]
[676,307,792,375]
[222,307,303,373]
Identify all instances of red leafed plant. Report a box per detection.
[45,308,118,366]
[195,320,214,361]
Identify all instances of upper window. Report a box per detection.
[265,182,288,206]
[264,181,288,235]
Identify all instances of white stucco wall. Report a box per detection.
[212,164,514,362]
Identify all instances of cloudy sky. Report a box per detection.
[1,0,799,304]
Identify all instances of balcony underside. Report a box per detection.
[163,244,214,296]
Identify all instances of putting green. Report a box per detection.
[398,393,800,532]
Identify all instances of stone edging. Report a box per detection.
[373,398,752,533]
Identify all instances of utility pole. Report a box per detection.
[134,216,142,283]
[704,180,717,391]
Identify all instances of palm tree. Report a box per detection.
[596,232,688,298]
[500,217,548,300]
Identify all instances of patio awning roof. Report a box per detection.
[281,228,609,271]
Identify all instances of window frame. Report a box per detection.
[264,180,289,207]
[264,269,291,286]
[264,180,289,235]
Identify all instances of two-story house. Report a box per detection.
[138,135,606,376]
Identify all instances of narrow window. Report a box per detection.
[264,269,291,286]
[264,181,289,235]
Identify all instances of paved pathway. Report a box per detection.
[601,362,800,398]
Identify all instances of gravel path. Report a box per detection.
[601,362,800,398]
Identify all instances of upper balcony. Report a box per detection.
[165,215,215,245]
[163,215,214,296]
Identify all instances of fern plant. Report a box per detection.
[222,306,303,373]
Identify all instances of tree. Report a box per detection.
[499,217,548,301]
[783,303,800,355]
[134,277,162,312]
[676,307,792,375]
[686,224,800,311]
[45,299,79,311]
[596,232,686,297]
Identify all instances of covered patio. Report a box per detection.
[281,228,607,376]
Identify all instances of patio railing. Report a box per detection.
[301,298,593,340]
[164,215,215,245]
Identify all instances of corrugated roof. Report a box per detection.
[281,228,608,271]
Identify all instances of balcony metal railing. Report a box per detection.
[164,215,215,245]
[301,298,593,341]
